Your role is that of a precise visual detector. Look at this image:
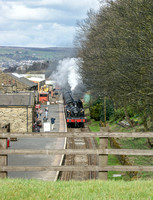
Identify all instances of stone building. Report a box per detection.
[0,93,35,132]
[0,72,37,93]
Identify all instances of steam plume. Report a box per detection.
[52,57,81,91]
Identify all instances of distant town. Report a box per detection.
[0,60,45,71]
[0,59,45,72]
[0,46,74,74]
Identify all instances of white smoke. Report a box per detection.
[52,57,81,91]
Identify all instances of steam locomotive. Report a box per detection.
[63,90,85,128]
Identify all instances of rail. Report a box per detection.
[0,131,153,180]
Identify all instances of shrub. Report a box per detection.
[90,98,114,121]
[90,103,102,121]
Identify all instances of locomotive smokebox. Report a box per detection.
[63,90,85,128]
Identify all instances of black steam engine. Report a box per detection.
[63,91,85,128]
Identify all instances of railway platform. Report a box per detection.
[8,102,67,181]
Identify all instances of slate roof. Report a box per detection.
[20,77,37,88]
[0,93,34,106]
[8,73,37,88]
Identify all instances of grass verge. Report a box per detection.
[0,179,153,200]
[85,108,153,180]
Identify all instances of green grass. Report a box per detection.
[88,118,100,132]
[86,112,129,180]
[85,107,153,180]
[107,155,129,180]
[108,122,153,180]
[87,118,127,180]
[85,107,100,132]
[118,137,153,179]
[108,122,145,133]
[0,179,152,200]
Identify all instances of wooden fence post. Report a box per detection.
[0,129,8,178]
[99,126,109,180]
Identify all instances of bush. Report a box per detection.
[90,103,102,121]
[90,98,114,121]
[109,105,137,123]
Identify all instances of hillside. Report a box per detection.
[0,46,75,62]
[0,46,75,76]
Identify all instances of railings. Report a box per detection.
[0,131,153,180]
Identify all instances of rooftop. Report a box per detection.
[8,73,37,88]
[0,93,35,106]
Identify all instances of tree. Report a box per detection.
[75,0,153,129]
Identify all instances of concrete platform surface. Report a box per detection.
[8,103,66,181]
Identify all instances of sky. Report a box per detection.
[0,0,100,48]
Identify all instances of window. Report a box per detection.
[40,94,48,97]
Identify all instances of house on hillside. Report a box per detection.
[0,93,35,132]
[0,72,38,93]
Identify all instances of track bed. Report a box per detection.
[60,127,98,181]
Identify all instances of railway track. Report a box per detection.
[60,127,98,181]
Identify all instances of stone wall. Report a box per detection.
[0,73,28,91]
[0,107,33,132]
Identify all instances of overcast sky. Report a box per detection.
[0,0,100,48]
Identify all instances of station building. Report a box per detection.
[0,93,35,132]
[0,72,37,132]
[0,72,38,93]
